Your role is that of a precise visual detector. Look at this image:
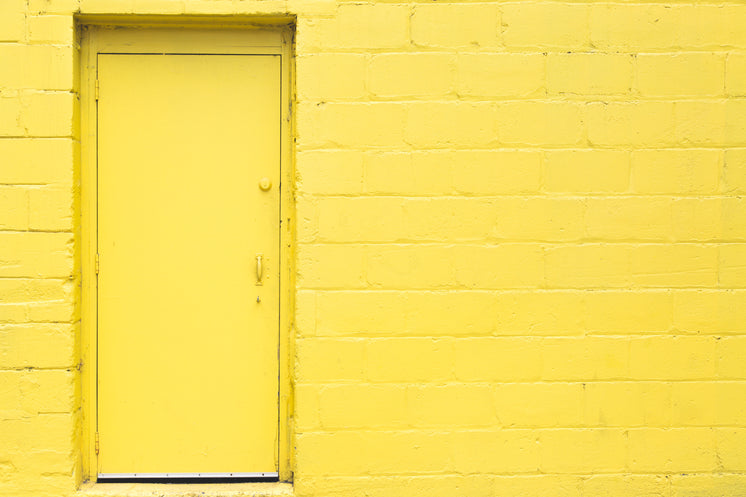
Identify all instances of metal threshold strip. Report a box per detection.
[98,472,279,479]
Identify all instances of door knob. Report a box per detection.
[259,178,272,191]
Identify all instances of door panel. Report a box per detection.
[97,54,280,475]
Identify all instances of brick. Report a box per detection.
[296,290,317,337]
[726,53,746,96]
[630,336,716,380]
[631,244,718,288]
[0,304,26,323]
[0,278,68,304]
[0,0,25,42]
[720,244,746,287]
[28,298,75,322]
[336,4,409,49]
[0,45,73,90]
[298,244,365,289]
[21,91,76,137]
[584,382,671,427]
[587,101,676,147]
[318,385,407,429]
[316,291,503,337]
[719,337,746,378]
[296,54,367,100]
[296,431,451,475]
[369,54,454,98]
[285,0,335,17]
[716,428,746,471]
[453,151,541,195]
[297,102,406,149]
[631,149,720,194]
[674,290,746,333]
[0,232,72,277]
[364,152,453,196]
[0,139,73,185]
[452,430,539,473]
[0,187,29,230]
[723,197,746,239]
[726,100,746,146]
[406,102,496,148]
[675,101,726,145]
[367,338,453,382]
[547,53,633,95]
[722,149,746,193]
[27,16,74,45]
[454,338,541,382]
[409,385,496,427]
[495,383,583,427]
[672,474,746,497]
[586,291,673,333]
[672,198,722,241]
[293,383,320,431]
[493,475,580,496]
[411,4,499,49]
[0,370,74,415]
[317,197,405,242]
[457,53,544,98]
[297,476,494,497]
[300,4,409,51]
[542,337,629,381]
[672,382,746,426]
[540,429,626,473]
[316,291,408,336]
[0,413,73,454]
[496,291,585,335]
[496,102,584,146]
[297,150,363,195]
[0,93,24,136]
[295,338,365,382]
[28,0,82,14]
[545,244,631,289]
[0,324,75,368]
[544,150,629,193]
[406,291,500,336]
[591,5,679,51]
[637,53,725,97]
[502,3,589,49]
[676,5,746,49]
[495,198,585,242]
[367,245,454,289]
[582,476,669,497]
[28,186,72,231]
[455,244,544,289]
[585,198,672,241]
[628,428,717,472]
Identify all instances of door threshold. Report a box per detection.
[97,473,279,483]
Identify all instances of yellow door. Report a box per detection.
[96,53,280,477]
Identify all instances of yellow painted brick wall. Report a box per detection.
[2,1,746,496]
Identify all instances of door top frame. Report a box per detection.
[87,24,286,55]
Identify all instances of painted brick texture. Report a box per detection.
[1,1,746,497]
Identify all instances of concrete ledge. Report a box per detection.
[76,482,293,497]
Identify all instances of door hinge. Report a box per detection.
[95,253,100,275]
[95,432,100,455]
[95,79,99,101]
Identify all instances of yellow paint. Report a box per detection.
[79,25,293,482]
[97,52,279,473]
[1,2,746,497]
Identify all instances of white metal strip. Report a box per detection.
[98,472,279,479]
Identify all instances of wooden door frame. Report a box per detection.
[78,20,295,483]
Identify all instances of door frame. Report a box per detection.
[78,21,295,483]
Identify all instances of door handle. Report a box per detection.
[256,254,263,285]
